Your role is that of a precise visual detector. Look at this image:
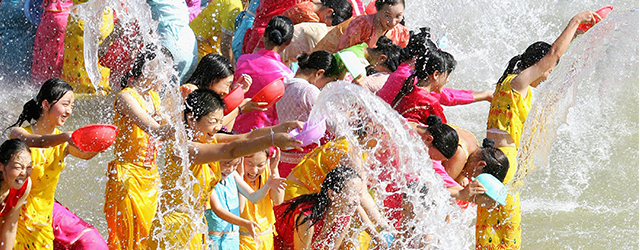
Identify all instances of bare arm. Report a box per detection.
[0,180,31,250]
[190,132,302,165]
[268,148,285,205]
[215,121,302,143]
[220,32,234,63]
[209,188,261,232]
[114,91,174,141]
[293,215,314,250]
[511,11,599,93]
[9,127,72,148]
[235,172,286,204]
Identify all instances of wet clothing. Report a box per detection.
[52,201,108,249]
[0,178,29,217]
[190,0,243,59]
[336,14,409,51]
[205,173,241,250]
[487,74,532,148]
[239,168,276,250]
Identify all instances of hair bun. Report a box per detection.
[482,138,495,148]
[426,114,442,127]
[269,29,283,44]
[296,53,310,68]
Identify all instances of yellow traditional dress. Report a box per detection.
[189,0,243,59]
[14,126,67,250]
[104,87,162,250]
[239,167,275,250]
[61,8,113,95]
[478,74,531,250]
[148,140,221,250]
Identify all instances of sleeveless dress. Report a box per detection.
[205,173,241,250]
[148,140,221,250]
[14,126,67,250]
[477,74,530,250]
[104,87,162,250]
[239,167,275,250]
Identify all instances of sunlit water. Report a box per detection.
[0,0,638,249]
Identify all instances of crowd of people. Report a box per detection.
[0,0,601,249]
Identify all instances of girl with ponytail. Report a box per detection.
[233,16,295,134]
[482,10,599,250]
[276,50,339,178]
[8,78,106,249]
[274,166,362,249]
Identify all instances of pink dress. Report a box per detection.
[52,201,108,249]
[30,0,74,86]
[185,0,201,22]
[234,49,294,133]
[377,62,412,104]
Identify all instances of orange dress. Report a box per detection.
[336,14,409,51]
[282,2,320,25]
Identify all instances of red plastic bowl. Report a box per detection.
[223,86,245,115]
[251,77,285,108]
[71,124,119,152]
[577,6,613,32]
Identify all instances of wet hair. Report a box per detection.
[297,50,340,77]
[7,78,73,130]
[184,89,226,123]
[321,0,353,26]
[0,139,30,166]
[374,0,405,10]
[186,53,234,90]
[498,41,551,84]
[391,49,453,106]
[369,36,402,72]
[400,27,436,62]
[282,166,361,228]
[478,138,510,182]
[425,115,458,159]
[265,16,294,46]
[0,139,30,183]
[121,43,158,89]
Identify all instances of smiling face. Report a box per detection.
[376,3,404,31]
[43,91,74,127]
[1,150,32,189]
[243,151,268,182]
[219,158,242,179]
[329,177,363,214]
[188,109,224,144]
[208,75,234,97]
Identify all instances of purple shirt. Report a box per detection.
[234,49,294,133]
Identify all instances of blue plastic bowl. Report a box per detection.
[473,173,508,205]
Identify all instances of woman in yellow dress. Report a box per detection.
[481,11,599,249]
[8,78,101,250]
[147,88,304,249]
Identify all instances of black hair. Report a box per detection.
[425,115,458,159]
[400,27,436,62]
[479,138,510,182]
[186,53,234,90]
[320,0,353,26]
[184,88,226,123]
[120,43,158,89]
[7,78,73,130]
[265,16,294,46]
[0,139,30,166]
[369,36,402,72]
[442,51,457,74]
[282,166,361,229]
[374,0,405,11]
[0,139,30,184]
[391,49,452,106]
[297,50,340,77]
[498,41,551,84]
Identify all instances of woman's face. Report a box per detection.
[190,109,224,143]
[209,75,234,97]
[462,150,485,178]
[376,3,404,31]
[243,152,268,182]
[219,158,242,179]
[44,91,74,127]
[330,177,363,214]
[1,150,32,189]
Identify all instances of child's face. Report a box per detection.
[376,3,404,31]
[208,75,234,97]
[219,158,242,179]
[462,150,485,178]
[243,152,268,182]
[44,91,74,127]
[330,177,363,214]
[1,150,32,189]
[191,109,224,143]
[433,71,450,93]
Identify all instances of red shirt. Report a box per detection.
[393,86,447,125]
[0,178,29,217]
